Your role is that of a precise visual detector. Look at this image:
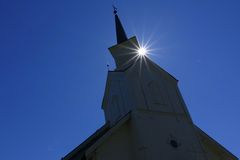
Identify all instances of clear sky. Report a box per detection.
[0,0,239,159]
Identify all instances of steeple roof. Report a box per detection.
[113,6,128,44]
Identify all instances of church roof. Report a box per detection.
[62,112,238,160]
[195,126,238,159]
[61,123,110,160]
[61,113,131,160]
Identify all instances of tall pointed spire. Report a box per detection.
[113,6,128,44]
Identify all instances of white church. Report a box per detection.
[62,8,238,160]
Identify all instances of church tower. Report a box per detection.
[62,8,238,160]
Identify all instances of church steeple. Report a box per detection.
[113,6,128,44]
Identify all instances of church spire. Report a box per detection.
[113,6,128,44]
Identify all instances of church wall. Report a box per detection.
[121,58,191,116]
[130,110,208,160]
[93,121,134,160]
[141,62,187,114]
[103,55,194,126]
[84,111,237,160]
[102,72,135,124]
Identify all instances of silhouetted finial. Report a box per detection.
[113,5,117,15]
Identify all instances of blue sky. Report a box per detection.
[0,0,239,159]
